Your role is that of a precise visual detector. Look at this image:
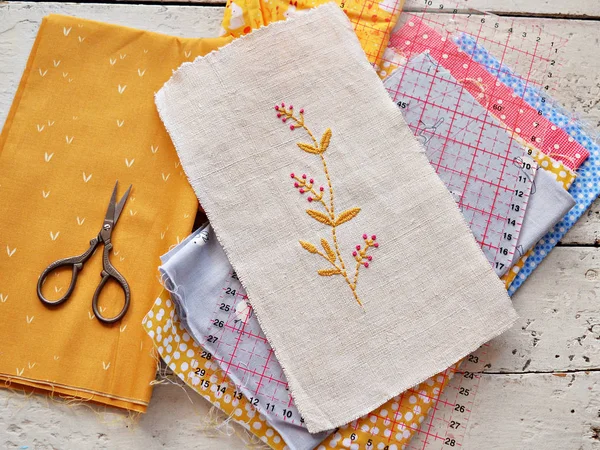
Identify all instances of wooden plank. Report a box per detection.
[403,0,600,18]
[55,0,600,18]
[483,247,600,374]
[464,372,600,450]
[2,372,598,449]
[0,382,249,449]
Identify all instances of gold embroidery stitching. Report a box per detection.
[276,103,378,306]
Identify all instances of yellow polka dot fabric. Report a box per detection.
[0,14,232,412]
[220,0,405,70]
[145,290,455,449]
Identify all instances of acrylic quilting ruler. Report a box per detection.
[379,2,572,449]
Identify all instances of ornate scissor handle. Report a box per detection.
[92,242,130,324]
[37,237,100,306]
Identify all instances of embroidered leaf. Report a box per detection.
[320,128,332,153]
[297,142,323,155]
[306,209,333,226]
[321,238,336,262]
[318,268,341,276]
[299,240,318,254]
[335,207,361,226]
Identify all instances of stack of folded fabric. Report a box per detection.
[1,2,597,449]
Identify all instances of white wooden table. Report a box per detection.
[1,1,599,449]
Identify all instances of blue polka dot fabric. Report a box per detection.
[455,33,600,296]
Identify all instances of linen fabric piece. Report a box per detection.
[0,15,231,411]
[155,4,518,433]
[160,224,330,450]
[145,230,458,449]
[383,53,536,276]
[219,0,404,70]
[389,19,590,170]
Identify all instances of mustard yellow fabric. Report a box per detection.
[220,0,404,69]
[0,15,232,412]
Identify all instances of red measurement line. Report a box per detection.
[211,355,289,388]
[473,14,518,257]
[222,322,269,343]
[420,367,451,449]
[219,300,249,384]
[253,347,275,397]
[390,71,529,163]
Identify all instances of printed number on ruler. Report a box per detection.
[202,269,305,426]
[406,345,490,450]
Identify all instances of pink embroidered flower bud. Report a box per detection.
[290,173,295,178]
[281,102,285,107]
[307,197,313,202]
[374,243,379,248]
[352,251,357,257]
[356,245,361,251]
[319,186,324,191]
[275,105,279,110]
[289,105,293,110]
[302,174,307,179]
[364,262,370,268]
[362,234,368,239]
[282,117,287,123]
[294,182,299,188]
[367,256,373,261]
[371,235,377,240]
[290,125,295,130]
[299,188,305,194]
[277,113,282,118]
[300,109,304,114]
[309,178,314,183]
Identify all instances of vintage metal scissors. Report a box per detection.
[37,181,132,324]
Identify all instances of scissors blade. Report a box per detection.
[112,183,132,225]
[103,181,119,224]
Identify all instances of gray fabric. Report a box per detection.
[161,224,330,450]
[511,168,576,264]
[155,4,518,433]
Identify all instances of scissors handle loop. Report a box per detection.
[37,237,100,306]
[92,242,130,324]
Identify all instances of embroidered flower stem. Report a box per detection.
[276,102,379,307]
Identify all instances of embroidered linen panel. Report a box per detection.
[155,5,517,433]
